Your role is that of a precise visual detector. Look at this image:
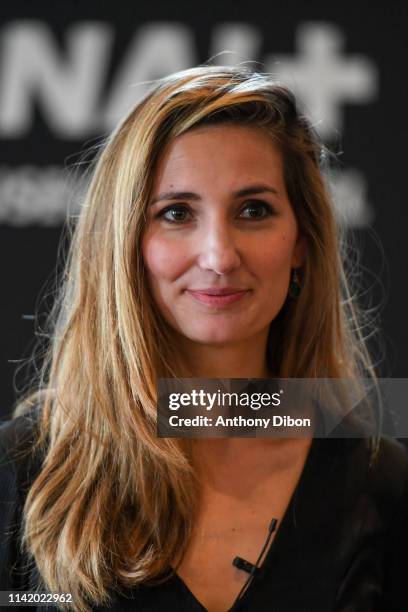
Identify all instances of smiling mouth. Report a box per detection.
[186,289,249,307]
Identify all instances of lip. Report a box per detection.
[186,288,249,307]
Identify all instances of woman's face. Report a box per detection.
[142,124,306,346]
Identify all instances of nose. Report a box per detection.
[196,223,241,275]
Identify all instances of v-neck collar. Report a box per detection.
[170,435,344,611]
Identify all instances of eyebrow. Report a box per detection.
[149,184,280,205]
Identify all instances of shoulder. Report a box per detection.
[316,437,408,610]
[316,436,408,530]
[0,406,41,447]
[0,407,43,589]
[0,406,44,500]
[342,436,408,511]
[340,436,408,559]
[367,437,408,508]
[369,438,408,609]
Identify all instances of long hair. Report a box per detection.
[14,64,379,610]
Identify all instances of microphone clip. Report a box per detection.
[232,556,262,577]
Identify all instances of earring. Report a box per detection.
[288,269,301,298]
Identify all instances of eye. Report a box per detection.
[156,205,192,223]
[154,200,275,224]
[239,200,275,220]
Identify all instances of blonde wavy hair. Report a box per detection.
[14,64,379,610]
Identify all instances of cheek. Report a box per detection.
[253,232,297,279]
[142,232,187,285]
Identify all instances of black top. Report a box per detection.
[1,409,408,611]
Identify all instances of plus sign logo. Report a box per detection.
[0,20,379,226]
[265,22,378,138]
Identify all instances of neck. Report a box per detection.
[173,329,271,379]
[191,436,313,492]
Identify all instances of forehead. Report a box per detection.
[152,124,285,190]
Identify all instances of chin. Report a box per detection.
[181,323,249,346]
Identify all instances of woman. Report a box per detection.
[1,64,407,612]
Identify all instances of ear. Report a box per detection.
[291,234,307,268]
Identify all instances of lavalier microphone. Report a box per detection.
[232,518,278,577]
